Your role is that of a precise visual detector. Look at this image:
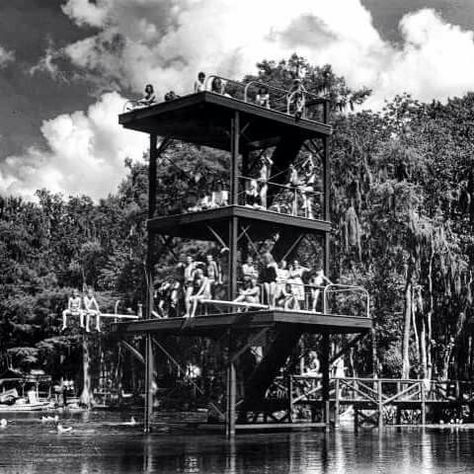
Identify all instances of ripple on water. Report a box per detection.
[0,413,474,473]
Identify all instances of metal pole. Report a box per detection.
[144,333,154,433]
[334,377,340,428]
[321,333,330,431]
[230,112,240,206]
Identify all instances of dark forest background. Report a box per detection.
[1,55,473,393]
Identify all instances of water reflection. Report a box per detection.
[0,412,474,473]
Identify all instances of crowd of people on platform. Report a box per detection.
[128,72,309,119]
[182,150,319,220]
[62,288,101,332]
[154,251,331,320]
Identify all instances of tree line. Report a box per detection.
[0,55,472,391]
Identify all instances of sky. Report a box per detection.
[1,0,474,200]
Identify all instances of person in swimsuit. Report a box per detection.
[205,254,221,297]
[137,84,157,107]
[276,259,290,300]
[260,252,278,307]
[194,72,206,92]
[288,164,300,216]
[256,87,270,108]
[287,78,306,119]
[258,152,273,209]
[241,255,259,281]
[302,154,317,219]
[182,256,203,317]
[188,269,211,318]
[234,277,261,308]
[310,269,332,312]
[288,260,310,307]
[62,289,82,330]
[277,282,299,310]
[245,179,262,208]
[83,288,100,332]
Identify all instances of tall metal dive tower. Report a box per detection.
[116,77,372,436]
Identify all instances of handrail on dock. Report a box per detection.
[323,284,370,318]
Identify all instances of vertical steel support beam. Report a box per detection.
[334,377,340,428]
[229,112,240,300]
[229,217,238,300]
[321,333,330,431]
[147,133,158,319]
[225,361,237,439]
[144,333,154,433]
[377,379,383,429]
[144,134,158,433]
[230,112,240,206]
[322,135,330,278]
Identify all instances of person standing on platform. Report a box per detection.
[288,260,310,309]
[258,152,273,209]
[288,164,300,216]
[310,269,332,312]
[194,72,206,92]
[205,254,221,297]
[241,255,259,282]
[256,87,270,108]
[260,252,278,307]
[245,179,262,208]
[276,259,290,300]
[84,288,101,332]
[302,154,317,219]
[182,255,203,317]
[62,289,82,330]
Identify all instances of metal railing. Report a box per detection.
[204,74,330,124]
[239,175,322,219]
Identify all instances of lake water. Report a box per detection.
[0,412,473,473]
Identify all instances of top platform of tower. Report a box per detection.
[119,90,332,151]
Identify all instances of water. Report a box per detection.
[0,412,473,473]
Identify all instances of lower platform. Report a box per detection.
[112,309,372,337]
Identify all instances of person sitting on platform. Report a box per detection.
[211,77,232,97]
[256,87,270,108]
[310,269,332,312]
[245,179,262,209]
[258,152,273,209]
[187,269,211,318]
[62,289,83,330]
[260,252,278,307]
[277,282,299,310]
[137,84,157,107]
[83,288,100,332]
[194,72,206,92]
[233,276,261,309]
[211,181,229,207]
[164,90,179,101]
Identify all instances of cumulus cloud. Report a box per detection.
[0,45,14,68]
[58,1,474,106]
[0,92,148,200]
[7,1,474,199]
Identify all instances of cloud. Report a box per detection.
[7,1,474,200]
[58,1,474,106]
[0,45,14,68]
[0,92,148,200]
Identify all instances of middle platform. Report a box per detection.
[147,205,331,240]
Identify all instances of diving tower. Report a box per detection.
[116,76,372,436]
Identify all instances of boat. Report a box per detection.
[0,400,52,412]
